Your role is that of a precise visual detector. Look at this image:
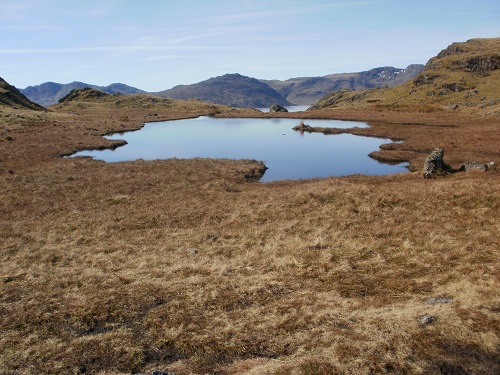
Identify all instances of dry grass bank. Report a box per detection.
[1,99,499,374]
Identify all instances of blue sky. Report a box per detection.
[1,0,499,91]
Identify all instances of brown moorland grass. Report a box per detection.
[0,96,499,374]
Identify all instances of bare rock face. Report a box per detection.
[269,104,288,113]
[459,55,500,72]
[423,148,448,178]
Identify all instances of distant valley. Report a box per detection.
[21,65,423,108]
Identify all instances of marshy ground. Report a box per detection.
[1,97,499,374]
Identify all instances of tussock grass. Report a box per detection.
[1,98,499,374]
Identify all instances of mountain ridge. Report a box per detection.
[309,37,500,118]
[262,64,424,105]
[20,64,423,108]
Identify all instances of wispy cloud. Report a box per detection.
[213,0,377,23]
[0,45,223,55]
[142,55,191,62]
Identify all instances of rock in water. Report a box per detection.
[269,104,288,113]
[292,121,312,132]
[423,148,448,178]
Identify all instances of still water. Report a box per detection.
[72,116,408,182]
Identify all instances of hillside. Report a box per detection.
[0,77,45,110]
[21,81,145,107]
[310,38,500,117]
[156,73,292,108]
[262,64,424,105]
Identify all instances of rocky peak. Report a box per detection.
[425,38,500,73]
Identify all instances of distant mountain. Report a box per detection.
[0,76,45,110]
[20,64,424,109]
[261,65,424,105]
[21,82,145,107]
[155,73,293,108]
[309,38,500,118]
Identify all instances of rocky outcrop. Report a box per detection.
[459,55,500,72]
[423,148,497,178]
[269,104,288,113]
[423,148,449,178]
[425,39,500,75]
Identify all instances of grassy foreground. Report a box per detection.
[1,97,499,374]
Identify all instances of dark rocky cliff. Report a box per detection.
[0,77,45,110]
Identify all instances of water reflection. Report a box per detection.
[72,116,407,182]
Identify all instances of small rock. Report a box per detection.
[418,315,436,325]
[486,161,497,171]
[293,121,312,132]
[188,248,199,255]
[152,371,176,375]
[269,104,288,113]
[426,297,453,305]
[462,161,487,172]
[461,161,497,172]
